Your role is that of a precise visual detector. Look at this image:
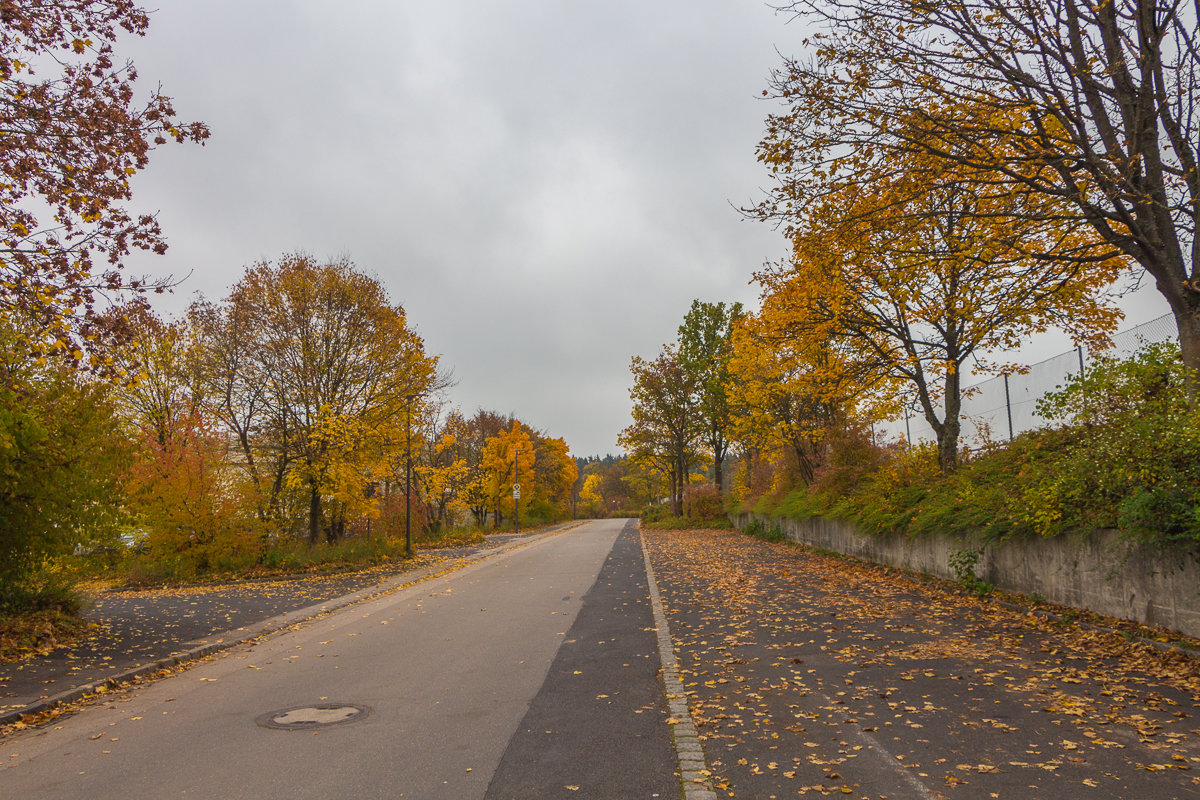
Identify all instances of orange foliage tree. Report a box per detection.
[126,412,262,576]
[0,2,208,367]
[765,0,1200,390]
[726,303,888,486]
[752,138,1125,471]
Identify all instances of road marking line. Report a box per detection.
[639,526,719,800]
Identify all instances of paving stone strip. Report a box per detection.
[641,525,719,800]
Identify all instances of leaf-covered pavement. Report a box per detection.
[0,532,551,720]
[644,529,1200,799]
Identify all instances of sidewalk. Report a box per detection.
[0,525,573,726]
[645,528,1200,800]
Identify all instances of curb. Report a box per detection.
[639,525,719,800]
[1,523,581,728]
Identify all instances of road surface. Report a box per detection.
[2,519,678,799]
[8,521,1199,799]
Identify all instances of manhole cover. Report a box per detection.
[256,703,372,730]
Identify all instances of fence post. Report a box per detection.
[1004,373,1014,441]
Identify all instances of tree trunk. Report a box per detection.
[671,459,683,517]
[1168,292,1200,401]
[308,483,321,545]
[325,512,344,544]
[936,414,961,473]
[713,439,726,492]
[793,440,816,484]
[937,370,963,473]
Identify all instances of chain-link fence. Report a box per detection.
[876,313,1178,447]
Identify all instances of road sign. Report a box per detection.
[513,483,520,492]
[513,490,521,499]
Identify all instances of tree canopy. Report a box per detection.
[767,0,1200,388]
[0,1,208,367]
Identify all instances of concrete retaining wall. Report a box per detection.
[730,512,1200,639]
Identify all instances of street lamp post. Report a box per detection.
[404,393,420,558]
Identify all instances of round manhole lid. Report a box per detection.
[256,703,372,730]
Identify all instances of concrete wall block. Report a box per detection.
[734,513,1200,639]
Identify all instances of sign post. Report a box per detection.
[513,447,524,537]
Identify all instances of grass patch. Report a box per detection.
[114,526,491,588]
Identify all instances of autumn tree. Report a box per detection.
[480,421,535,528]
[754,135,1124,470]
[619,347,703,516]
[222,255,439,543]
[456,410,512,526]
[187,297,276,510]
[415,408,473,530]
[0,321,129,609]
[106,307,265,565]
[578,473,604,516]
[0,1,208,364]
[677,300,744,491]
[726,306,882,484]
[125,409,262,576]
[106,304,201,446]
[768,0,1200,390]
[526,433,577,520]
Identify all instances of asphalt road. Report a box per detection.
[0,529,560,719]
[10,522,1196,799]
[2,519,679,799]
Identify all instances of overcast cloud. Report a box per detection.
[119,1,1169,458]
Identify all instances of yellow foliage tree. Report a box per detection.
[481,422,535,528]
[416,417,473,530]
[528,435,578,519]
[726,305,890,484]
[753,141,1124,471]
[578,473,604,516]
[225,255,440,542]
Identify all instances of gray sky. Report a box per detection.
[120,1,1170,458]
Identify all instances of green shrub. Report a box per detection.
[744,517,787,542]
[641,504,671,523]
[748,344,1200,547]
[1029,342,1200,541]
[948,547,994,596]
[0,340,130,612]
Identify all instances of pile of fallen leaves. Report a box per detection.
[0,608,97,662]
